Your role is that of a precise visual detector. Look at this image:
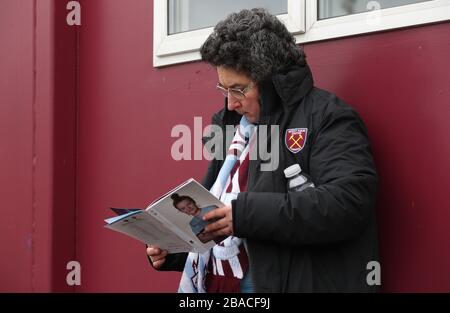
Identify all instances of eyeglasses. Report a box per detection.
[216,82,255,100]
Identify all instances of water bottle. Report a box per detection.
[284,164,315,192]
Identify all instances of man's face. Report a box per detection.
[217,66,261,124]
[176,199,200,216]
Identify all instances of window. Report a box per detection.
[168,0,287,34]
[154,0,450,67]
[154,0,304,67]
[318,0,432,20]
[296,0,450,44]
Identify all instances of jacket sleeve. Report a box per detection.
[233,104,378,246]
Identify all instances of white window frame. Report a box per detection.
[154,0,450,67]
[296,0,450,44]
[153,0,305,67]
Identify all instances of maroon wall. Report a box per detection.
[0,0,77,292]
[0,0,36,292]
[1,0,449,292]
[77,0,203,292]
[78,0,450,292]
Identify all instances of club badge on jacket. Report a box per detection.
[285,128,308,154]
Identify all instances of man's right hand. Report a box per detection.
[146,245,168,269]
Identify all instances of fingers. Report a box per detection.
[146,245,168,269]
[210,226,233,237]
[146,245,160,257]
[203,207,227,221]
[152,258,166,269]
[204,220,233,237]
[203,206,233,237]
[204,219,227,233]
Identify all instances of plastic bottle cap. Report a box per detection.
[284,164,302,178]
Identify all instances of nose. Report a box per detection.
[227,95,242,111]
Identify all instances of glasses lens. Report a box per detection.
[216,85,247,99]
[217,86,228,98]
[229,89,245,100]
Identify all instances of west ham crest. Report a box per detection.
[285,128,308,154]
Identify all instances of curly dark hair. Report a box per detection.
[200,8,306,83]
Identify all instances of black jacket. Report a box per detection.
[156,64,379,292]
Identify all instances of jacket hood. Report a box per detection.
[271,64,314,109]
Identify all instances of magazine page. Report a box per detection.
[104,210,194,253]
[147,179,193,206]
[146,178,225,253]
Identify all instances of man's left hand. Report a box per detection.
[203,205,233,237]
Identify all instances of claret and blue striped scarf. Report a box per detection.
[178,116,256,293]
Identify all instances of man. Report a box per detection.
[148,8,379,292]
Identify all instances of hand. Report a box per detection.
[203,205,234,237]
[196,230,217,243]
[146,245,168,269]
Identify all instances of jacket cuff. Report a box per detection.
[232,192,248,238]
